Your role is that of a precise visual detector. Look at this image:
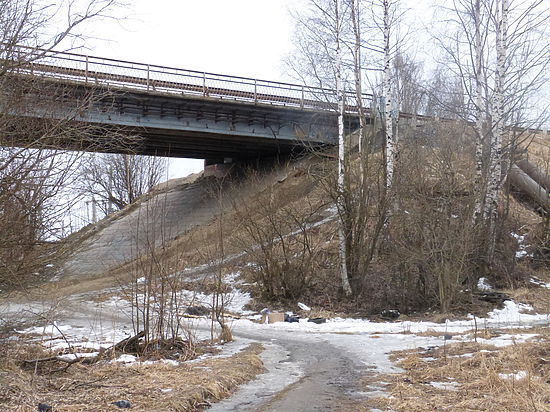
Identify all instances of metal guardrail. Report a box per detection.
[5,45,373,113]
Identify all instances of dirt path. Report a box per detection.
[207,327,369,412]
[255,350,363,412]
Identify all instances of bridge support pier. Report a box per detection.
[204,158,234,178]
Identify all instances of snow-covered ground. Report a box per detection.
[13,296,549,368]
[6,269,550,410]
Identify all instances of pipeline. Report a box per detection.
[509,161,550,213]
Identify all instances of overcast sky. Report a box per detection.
[80,0,303,179]
[75,0,444,179]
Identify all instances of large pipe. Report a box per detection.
[516,159,550,192]
[509,164,550,213]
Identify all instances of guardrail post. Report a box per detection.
[301,86,304,109]
[254,79,258,103]
[202,72,206,96]
[85,55,89,83]
[146,64,150,91]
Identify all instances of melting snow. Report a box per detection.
[232,300,548,335]
[57,352,99,362]
[511,232,531,258]
[141,359,179,366]
[18,323,73,336]
[477,277,493,291]
[113,354,138,363]
[499,371,528,380]
[530,277,550,289]
[429,381,460,391]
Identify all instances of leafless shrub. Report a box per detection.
[231,170,328,302]
[382,123,479,312]
[122,191,196,356]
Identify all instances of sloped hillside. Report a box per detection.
[58,155,327,282]
[54,129,550,314]
[60,173,217,277]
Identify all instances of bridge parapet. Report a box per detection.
[5,45,372,113]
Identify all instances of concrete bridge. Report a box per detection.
[3,46,372,163]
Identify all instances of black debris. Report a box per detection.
[380,309,400,320]
[185,305,210,316]
[474,291,511,305]
[307,317,326,324]
[38,404,52,412]
[112,400,131,408]
[284,313,300,323]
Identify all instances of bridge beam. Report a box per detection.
[3,77,360,159]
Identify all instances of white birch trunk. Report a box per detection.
[352,0,365,156]
[383,0,395,189]
[485,0,508,258]
[473,0,485,222]
[335,0,352,297]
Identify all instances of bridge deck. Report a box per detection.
[3,46,373,159]
[12,45,372,113]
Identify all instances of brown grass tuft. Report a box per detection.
[368,332,550,411]
[0,342,264,411]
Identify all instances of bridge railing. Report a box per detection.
[7,45,373,113]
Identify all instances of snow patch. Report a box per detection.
[530,277,550,289]
[499,371,528,380]
[113,354,138,364]
[487,300,535,323]
[18,323,73,336]
[429,381,459,391]
[475,333,537,347]
[57,352,99,362]
[477,277,493,291]
[511,232,531,259]
[230,299,549,337]
[141,359,179,366]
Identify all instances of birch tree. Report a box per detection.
[335,0,353,296]
[472,0,485,222]
[382,0,396,189]
[288,0,404,296]
[434,0,548,266]
[485,0,509,259]
[351,0,366,157]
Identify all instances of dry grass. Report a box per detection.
[0,342,264,411]
[509,286,550,314]
[367,330,550,411]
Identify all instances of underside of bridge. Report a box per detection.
[2,78,359,162]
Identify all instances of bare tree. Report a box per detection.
[484,0,509,259]
[287,0,406,296]
[433,0,549,265]
[381,0,397,189]
[78,153,168,214]
[334,0,353,296]
[0,0,124,290]
[392,52,425,115]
